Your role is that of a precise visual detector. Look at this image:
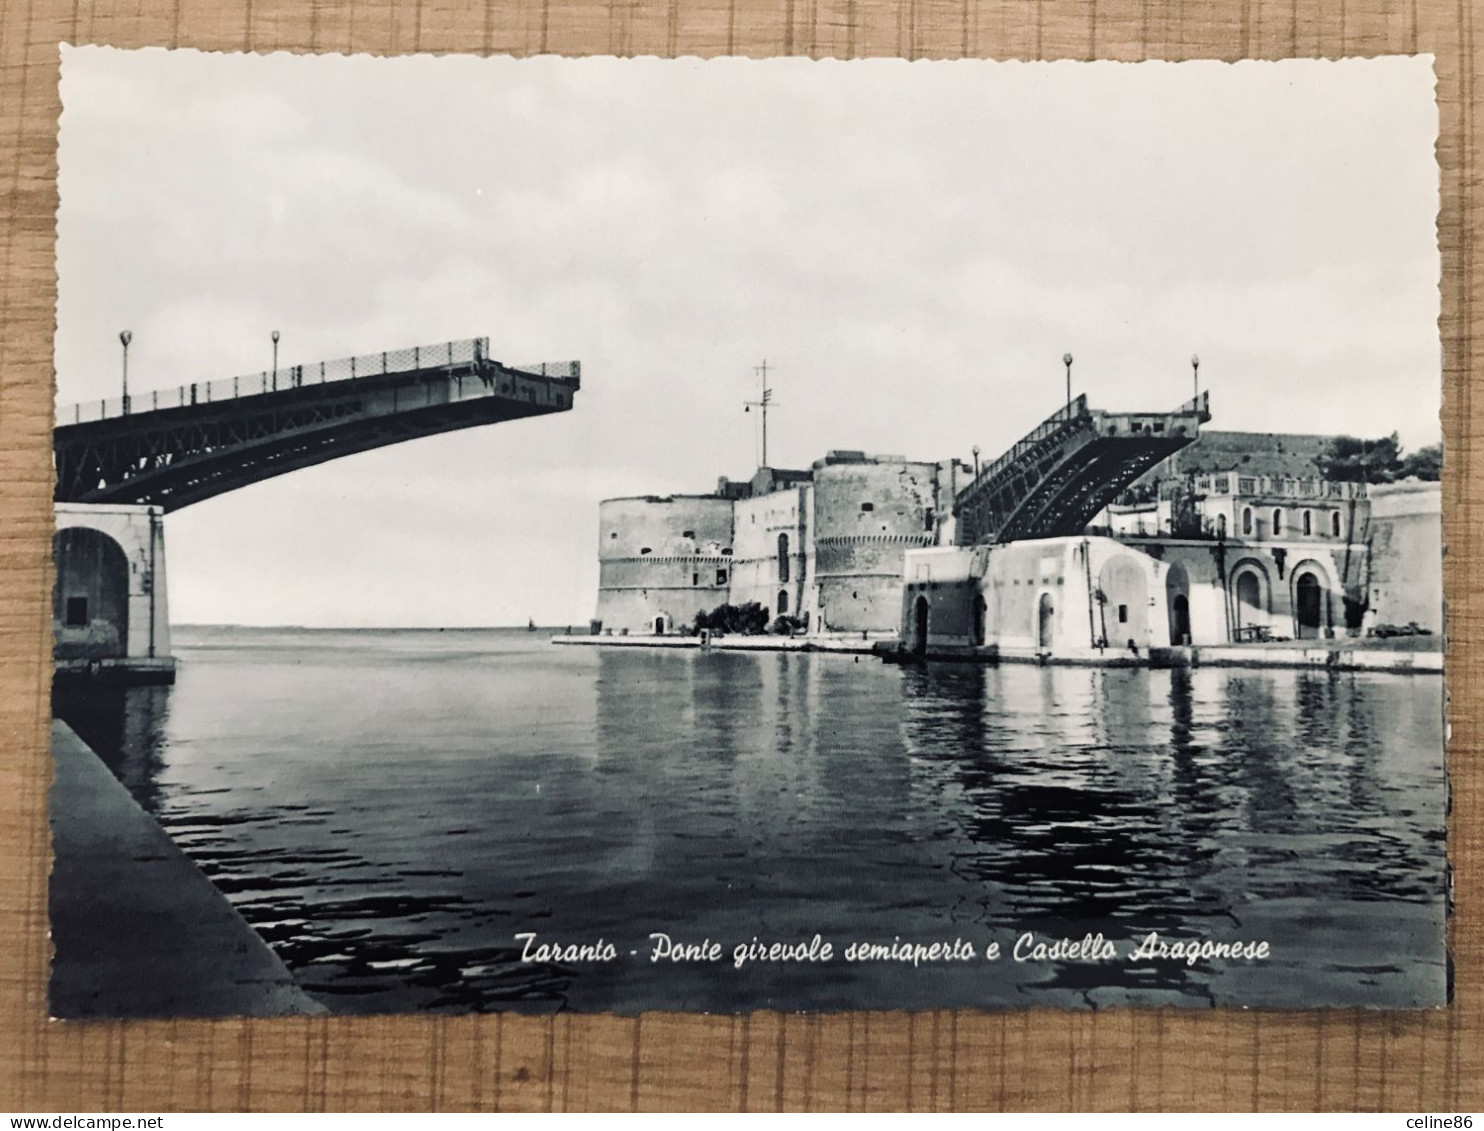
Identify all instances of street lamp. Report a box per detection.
[972,444,981,479]
[119,330,132,414]
[1062,352,1074,419]
[1191,353,1201,404]
[271,329,280,390]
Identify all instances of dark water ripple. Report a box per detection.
[55,626,1447,1014]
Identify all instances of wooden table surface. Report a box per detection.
[1,0,1479,1111]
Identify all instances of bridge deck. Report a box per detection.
[957,391,1209,544]
[54,337,579,511]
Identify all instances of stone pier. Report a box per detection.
[53,502,174,683]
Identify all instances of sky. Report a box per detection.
[55,48,1441,627]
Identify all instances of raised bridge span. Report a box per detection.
[957,390,1210,545]
[54,337,580,511]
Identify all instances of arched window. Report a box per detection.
[1272,509,1283,535]
[778,589,789,615]
[1242,507,1253,535]
[1331,511,1342,537]
[1302,510,1312,536]
[1217,513,1228,539]
[777,533,790,584]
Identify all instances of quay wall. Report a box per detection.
[904,535,1369,657]
[50,720,323,1018]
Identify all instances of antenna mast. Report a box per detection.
[744,359,777,468]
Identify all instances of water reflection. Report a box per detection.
[53,628,1447,1014]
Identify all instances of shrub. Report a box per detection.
[694,602,770,635]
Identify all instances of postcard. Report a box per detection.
[49,46,1445,1017]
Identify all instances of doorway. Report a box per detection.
[1234,569,1264,636]
[1170,595,1191,645]
[1295,572,1324,639]
[1037,593,1055,651]
[1164,562,1191,645]
[912,596,929,655]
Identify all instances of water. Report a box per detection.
[54,626,1448,1014]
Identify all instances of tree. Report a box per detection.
[1316,434,1401,484]
[694,601,770,635]
[1398,443,1442,481]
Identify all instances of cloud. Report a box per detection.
[57,48,1441,626]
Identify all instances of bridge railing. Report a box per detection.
[963,395,1089,499]
[57,338,581,426]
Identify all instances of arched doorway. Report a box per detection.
[654,615,666,635]
[1171,595,1191,645]
[1295,572,1325,639]
[1037,593,1055,651]
[1233,566,1266,637]
[1164,562,1191,645]
[912,595,929,655]
[53,527,130,660]
[777,589,789,616]
[972,594,987,647]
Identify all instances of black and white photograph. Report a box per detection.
[48,46,1446,1018]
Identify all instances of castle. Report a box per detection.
[596,453,968,637]
[592,430,1441,658]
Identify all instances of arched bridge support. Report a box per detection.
[54,503,174,684]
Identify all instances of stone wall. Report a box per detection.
[902,534,1364,655]
[730,485,811,625]
[594,495,734,633]
[54,503,171,664]
[812,459,940,633]
[1366,480,1443,633]
[902,537,1164,657]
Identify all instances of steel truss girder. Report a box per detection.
[54,364,575,512]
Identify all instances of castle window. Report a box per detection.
[778,533,790,584]
[682,529,694,539]
[861,502,874,512]
[1272,509,1283,535]
[65,596,88,627]
[692,572,699,586]
[1302,510,1312,536]
[610,532,618,539]
[640,547,652,555]
[1118,605,1128,624]
[924,508,935,532]
[1332,511,1342,537]
[716,569,728,585]
[1217,513,1228,538]
[778,590,790,615]
[1242,507,1253,535]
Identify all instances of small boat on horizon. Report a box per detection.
[527,617,537,632]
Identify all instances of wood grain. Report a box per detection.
[1,0,1479,1112]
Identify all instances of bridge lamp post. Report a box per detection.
[1062,352,1074,420]
[1191,353,1200,404]
[972,444,980,479]
[119,330,132,415]
[271,330,280,391]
